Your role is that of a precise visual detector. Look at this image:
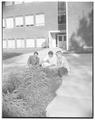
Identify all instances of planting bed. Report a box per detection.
[2,65,61,117]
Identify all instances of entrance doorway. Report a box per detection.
[49,31,67,49]
[56,34,66,49]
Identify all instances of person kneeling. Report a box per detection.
[42,51,56,68]
[27,51,39,68]
[56,51,70,77]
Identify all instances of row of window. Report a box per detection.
[3,39,46,48]
[3,14,45,29]
[4,2,29,6]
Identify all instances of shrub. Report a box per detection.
[2,72,24,94]
[2,66,61,117]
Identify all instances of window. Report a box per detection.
[59,36,62,41]
[36,39,45,47]
[64,36,66,41]
[15,17,23,27]
[8,40,15,48]
[35,14,45,26]
[5,2,13,6]
[3,19,6,28]
[58,14,66,24]
[6,18,14,28]
[14,2,23,4]
[3,40,7,48]
[23,1,31,3]
[17,39,25,48]
[25,15,34,26]
[58,2,66,11]
[26,39,35,48]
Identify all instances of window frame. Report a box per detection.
[3,40,7,48]
[58,14,66,24]
[15,16,24,27]
[25,15,34,26]
[7,39,15,48]
[16,39,25,48]
[6,17,14,29]
[35,14,45,26]
[36,38,46,47]
[26,39,35,48]
[14,2,23,5]
[5,2,13,6]
[3,19,6,28]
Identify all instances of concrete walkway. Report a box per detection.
[46,54,92,117]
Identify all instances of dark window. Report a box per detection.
[64,36,66,41]
[58,2,66,11]
[59,36,62,41]
[58,15,66,24]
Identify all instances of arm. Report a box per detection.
[41,56,51,67]
[35,57,40,65]
[27,56,31,66]
[43,56,50,63]
[42,56,50,64]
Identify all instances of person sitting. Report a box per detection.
[42,51,57,68]
[56,51,70,77]
[27,51,39,67]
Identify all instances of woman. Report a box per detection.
[41,51,57,68]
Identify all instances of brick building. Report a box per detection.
[2,1,66,52]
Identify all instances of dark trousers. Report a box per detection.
[43,67,68,78]
[58,67,68,77]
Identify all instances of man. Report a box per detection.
[27,51,39,67]
[56,51,70,77]
[42,51,57,68]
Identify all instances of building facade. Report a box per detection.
[3,1,66,52]
[3,2,93,52]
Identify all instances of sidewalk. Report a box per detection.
[46,54,92,117]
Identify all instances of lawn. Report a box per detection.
[3,48,43,60]
[2,50,93,117]
[3,52,23,60]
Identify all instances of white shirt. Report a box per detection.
[57,56,70,72]
[43,55,57,67]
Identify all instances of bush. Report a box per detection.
[2,66,61,117]
[2,71,24,94]
[42,40,49,48]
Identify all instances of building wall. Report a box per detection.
[3,2,58,49]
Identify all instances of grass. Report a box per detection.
[3,52,22,60]
[3,48,44,60]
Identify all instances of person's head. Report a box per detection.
[56,51,63,58]
[48,51,53,58]
[34,51,38,57]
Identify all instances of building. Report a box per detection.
[3,2,93,52]
[2,1,66,52]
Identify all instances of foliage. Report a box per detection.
[2,66,61,117]
[70,10,93,53]
[42,40,49,48]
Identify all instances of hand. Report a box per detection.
[68,68,71,75]
[46,60,50,63]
